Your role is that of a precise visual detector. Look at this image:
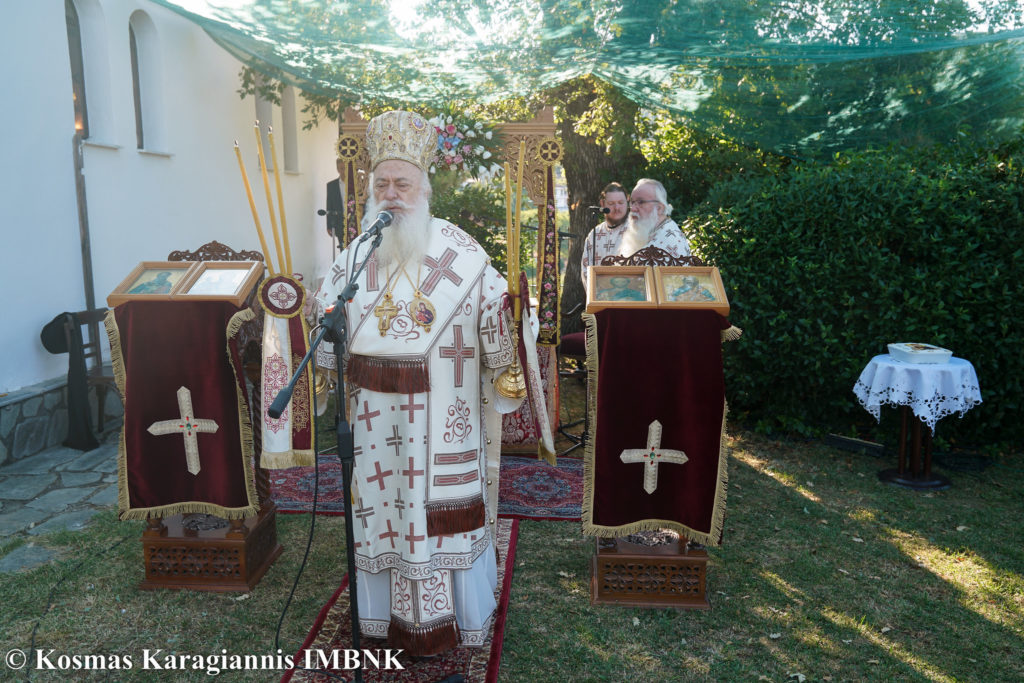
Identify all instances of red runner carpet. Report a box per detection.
[281,519,519,683]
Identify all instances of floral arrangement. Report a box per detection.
[428,112,502,179]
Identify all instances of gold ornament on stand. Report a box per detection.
[495,140,528,400]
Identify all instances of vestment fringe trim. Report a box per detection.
[261,449,316,469]
[722,325,743,342]
[538,440,557,466]
[425,496,486,536]
[348,354,429,394]
[104,309,132,519]
[579,312,730,546]
[387,615,458,657]
[224,307,260,517]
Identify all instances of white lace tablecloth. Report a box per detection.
[853,354,982,432]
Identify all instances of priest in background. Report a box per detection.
[316,110,523,656]
[619,178,691,259]
[580,181,629,284]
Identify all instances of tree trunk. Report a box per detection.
[557,89,644,335]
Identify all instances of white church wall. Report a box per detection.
[0,1,338,395]
[1,3,89,394]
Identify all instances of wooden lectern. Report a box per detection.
[106,259,282,591]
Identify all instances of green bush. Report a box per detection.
[683,139,1024,447]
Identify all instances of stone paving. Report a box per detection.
[0,430,119,573]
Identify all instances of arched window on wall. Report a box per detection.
[66,0,89,136]
[128,10,166,152]
[66,0,114,142]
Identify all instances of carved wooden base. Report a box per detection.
[139,507,282,592]
[591,536,710,609]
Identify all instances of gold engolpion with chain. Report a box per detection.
[374,292,400,336]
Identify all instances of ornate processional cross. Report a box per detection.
[147,386,219,475]
[619,420,688,494]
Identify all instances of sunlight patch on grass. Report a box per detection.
[757,570,810,603]
[821,606,957,683]
[731,448,825,505]
[883,528,1024,631]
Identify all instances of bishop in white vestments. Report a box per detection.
[316,110,523,656]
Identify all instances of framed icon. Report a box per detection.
[654,266,729,316]
[107,261,195,306]
[586,266,657,312]
[174,261,264,307]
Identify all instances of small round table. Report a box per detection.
[853,354,982,490]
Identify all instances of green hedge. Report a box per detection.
[683,141,1024,447]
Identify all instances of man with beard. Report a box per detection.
[315,110,523,656]
[580,181,630,284]
[618,178,691,260]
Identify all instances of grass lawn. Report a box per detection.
[2,389,1021,681]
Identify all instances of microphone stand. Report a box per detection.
[268,232,382,683]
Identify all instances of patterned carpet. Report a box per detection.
[496,455,582,521]
[281,519,518,683]
[272,454,583,522]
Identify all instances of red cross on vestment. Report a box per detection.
[379,519,399,549]
[354,498,375,528]
[399,393,424,422]
[420,248,462,295]
[401,456,425,488]
[480,317,498,345]
[405,522,425,553]
[367,460,394,491]
[393,489,406,519]
[439,325,476,387]
[385,425,402,457]
[357,400,380,431]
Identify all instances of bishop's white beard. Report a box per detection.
[620,211,662,257]
[366,194,432,269]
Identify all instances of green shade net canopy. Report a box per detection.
[152,0,1024,157]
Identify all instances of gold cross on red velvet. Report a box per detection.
[619,420,688,494]
[147,386,219,475]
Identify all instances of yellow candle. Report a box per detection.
[504,162,515,294]
[234,141,275,275]
[513,140,526,319]
[254,122,286,274]
[267,127,292,276]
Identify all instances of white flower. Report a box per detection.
[466,130,476,138]
[482,150,492,159]
[478,165,487,175]
[429,164,436,173]
[446,115,453,124]
[484,131,493,139]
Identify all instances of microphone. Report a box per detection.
[358,210,394,241]
[588,205,611,214]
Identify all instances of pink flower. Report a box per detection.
[446,124,456,135]
[454,154,464,163]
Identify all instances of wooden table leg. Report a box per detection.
[898,406,909,475]
[878,410,951,491]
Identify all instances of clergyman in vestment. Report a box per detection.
[315,110,523,655]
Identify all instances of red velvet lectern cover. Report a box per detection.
[581,309,730,545]
[106,301,258,520]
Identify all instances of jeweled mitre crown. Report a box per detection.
[365,110,436,173]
